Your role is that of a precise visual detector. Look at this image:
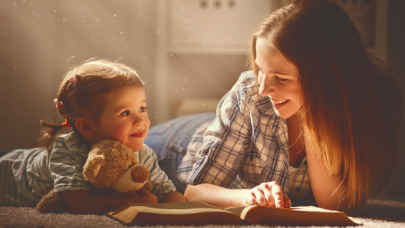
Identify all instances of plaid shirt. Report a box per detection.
[186,71,311,200]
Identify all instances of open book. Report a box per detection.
[107,201,361,226]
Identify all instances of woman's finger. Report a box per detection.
[246,191,258,206]
[252,187,267,206]
[271,182,284,208]
[260,183,274,206]
[283,193,291,208]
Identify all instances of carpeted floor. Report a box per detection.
[1,199,405,228]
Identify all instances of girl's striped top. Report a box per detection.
[0,132,175,206]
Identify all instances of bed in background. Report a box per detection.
[174,98,221,117]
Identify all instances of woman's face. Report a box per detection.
[255,37,303,119]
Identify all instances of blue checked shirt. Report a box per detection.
[186,71,311,200]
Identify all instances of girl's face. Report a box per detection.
[93,85,150,152]
[255,37,303,119]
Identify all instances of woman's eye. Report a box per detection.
[276,76,288,83]
[120,110,130,116]
[139,107,147,112]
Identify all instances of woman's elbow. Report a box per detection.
[316,199,354,215]
[184,184,197,201]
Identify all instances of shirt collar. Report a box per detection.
[245,71,288,145]
[248,89,284,132]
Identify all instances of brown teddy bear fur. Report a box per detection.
[36,139,151,213]
[36,188,67,213]
[83,139,139,188]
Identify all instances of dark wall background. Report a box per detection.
[379,0,405,200]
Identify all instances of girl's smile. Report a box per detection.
[130,130,145,138]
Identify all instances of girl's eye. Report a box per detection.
[120,110,130,116]
[139,107,147,112]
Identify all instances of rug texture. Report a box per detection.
[1,199,405,228]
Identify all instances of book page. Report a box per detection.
[125,201,233,215]
[108,201,241,226]
[225,205,258,219]
[290,206,341,212]
[238,206,360,226]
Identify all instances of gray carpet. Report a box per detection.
[1,199,405,228]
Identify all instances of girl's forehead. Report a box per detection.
[106,86,145,103]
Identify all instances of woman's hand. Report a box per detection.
[243,182,291,208]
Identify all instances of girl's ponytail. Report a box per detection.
[38,120,64,153]
[39,97,73,153]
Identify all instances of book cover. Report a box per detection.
[107,201,361,226]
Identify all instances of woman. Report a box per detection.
[145,0,402,214]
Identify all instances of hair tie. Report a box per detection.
[68,73,78,83]
[61,119,72,129]
[54,98,62,109]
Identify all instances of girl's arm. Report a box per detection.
[184,183,291,209]
[59,189,158,214]
[305,141,351,213]
[160,191,187,203]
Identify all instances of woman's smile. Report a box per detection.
[270,98,290,109]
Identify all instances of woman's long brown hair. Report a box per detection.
[250,0,402,211]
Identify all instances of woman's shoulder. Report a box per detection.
[233,71,275,116]
[234,71,260,95]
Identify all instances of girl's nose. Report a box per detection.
[133,115,144,126]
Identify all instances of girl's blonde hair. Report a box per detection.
[39,59,144,152]
[250,0,402,211]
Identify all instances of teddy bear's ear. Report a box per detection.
[83,155,105,182]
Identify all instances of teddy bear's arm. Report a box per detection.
[83,155,105,182]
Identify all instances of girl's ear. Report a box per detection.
[75,117,95,138]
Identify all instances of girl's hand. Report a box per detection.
[243,181,291,208]
[132,189,158,203]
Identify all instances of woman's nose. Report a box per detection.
[259,74,276,96]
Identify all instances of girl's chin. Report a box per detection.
[130,145,144,152]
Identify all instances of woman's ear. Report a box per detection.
[75,117,95,138]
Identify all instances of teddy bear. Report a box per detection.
[83,139,152,196]
[36,139,152,213]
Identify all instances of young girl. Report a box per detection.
[145,0,402,214]
[0,59,186,214]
